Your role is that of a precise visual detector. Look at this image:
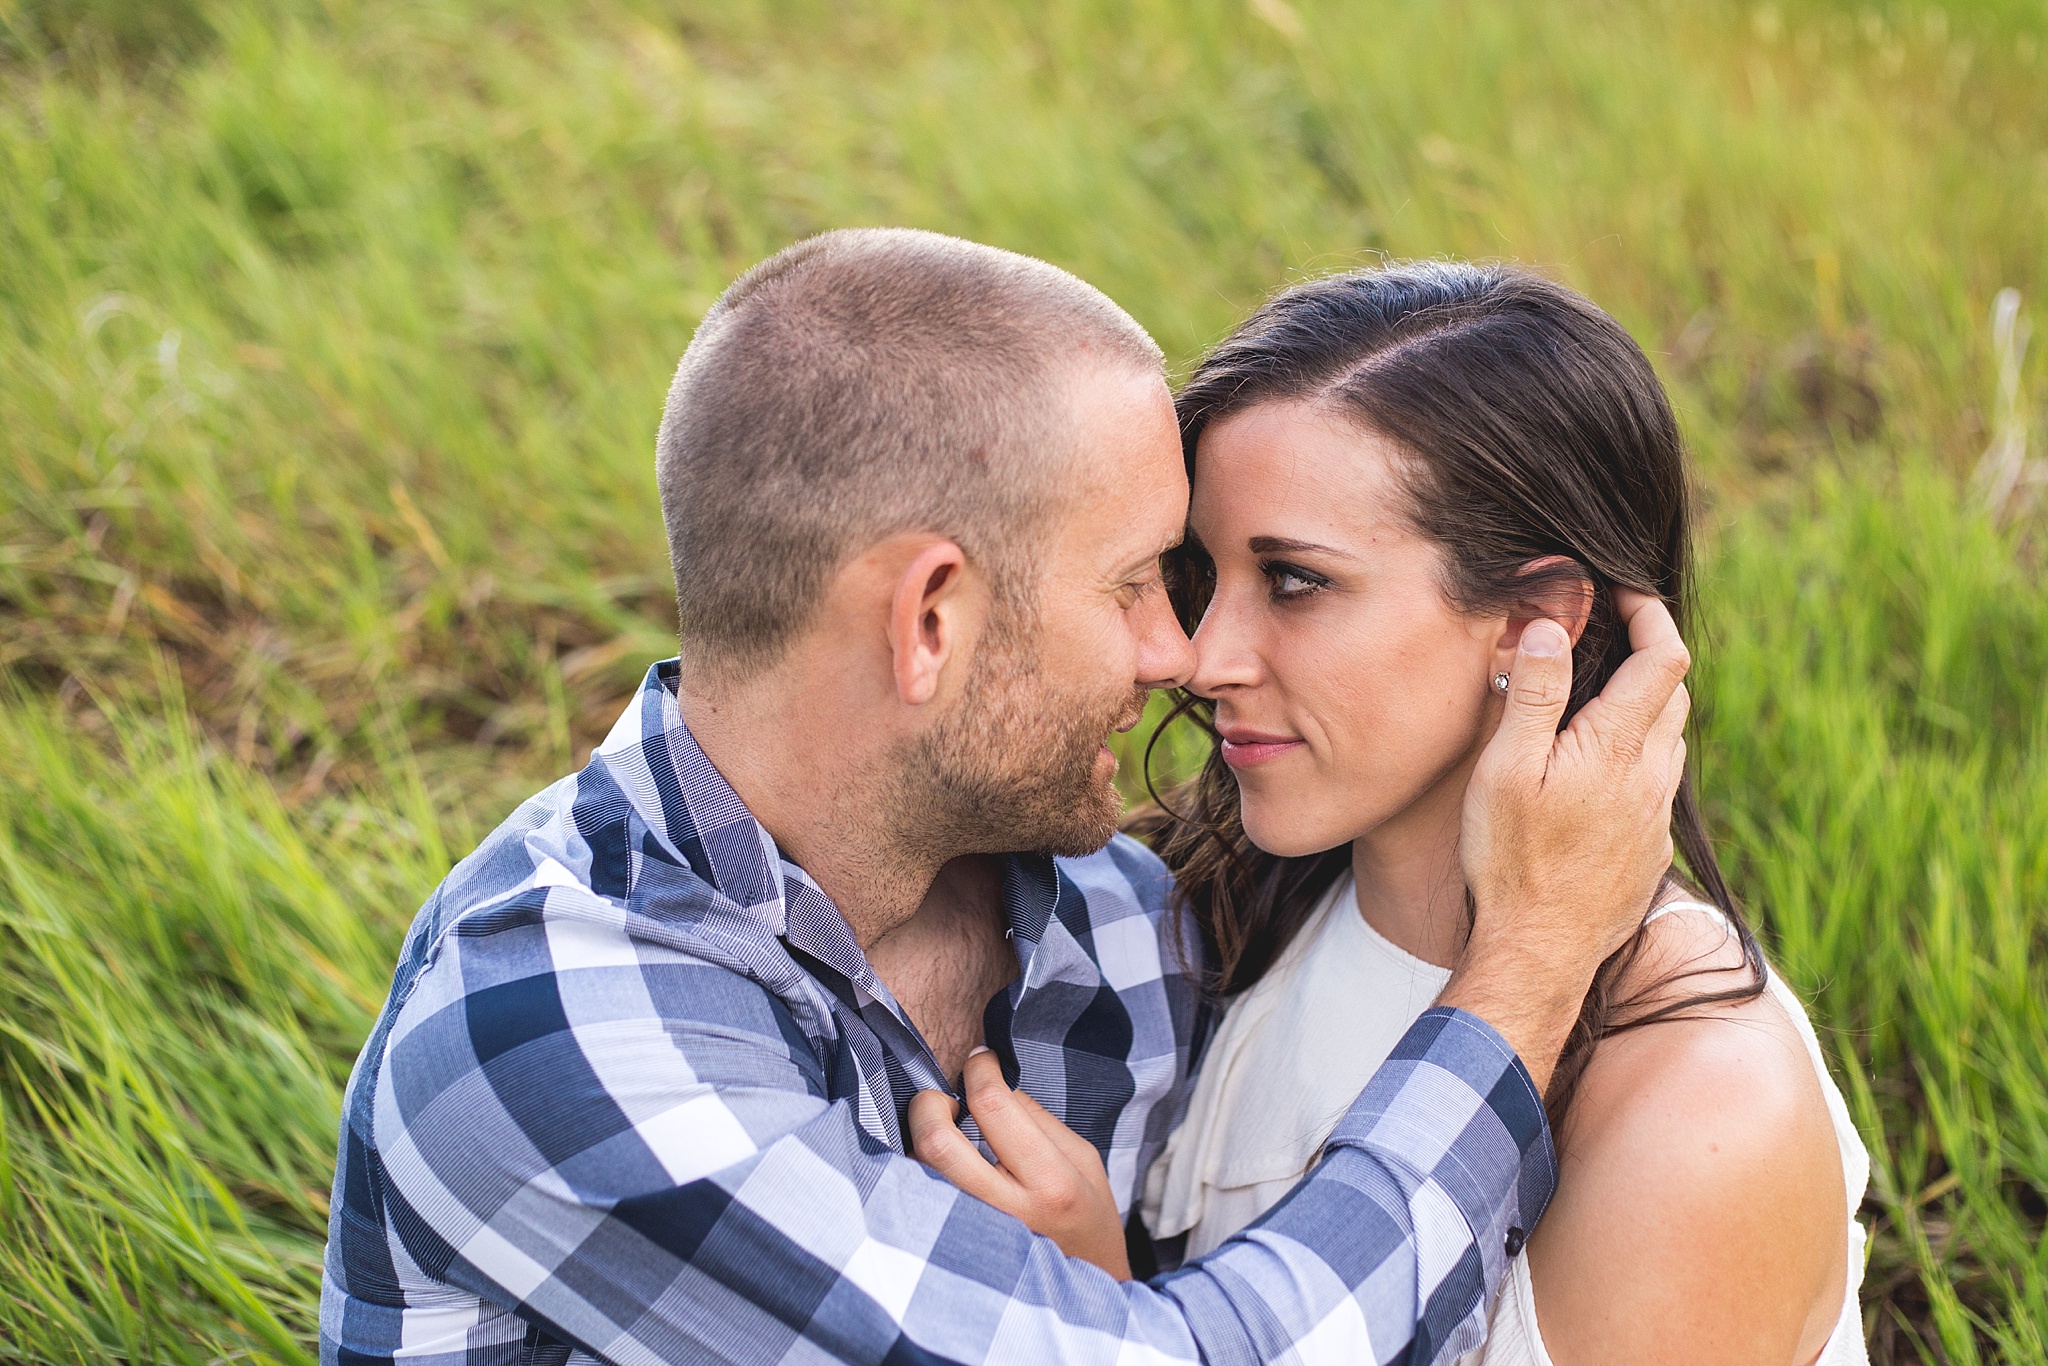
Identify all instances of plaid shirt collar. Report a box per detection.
[612,658,1098,1113]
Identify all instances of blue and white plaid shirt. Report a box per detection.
[322,660,1556,1365]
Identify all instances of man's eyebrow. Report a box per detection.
[1248,535,1355,559]
[1113,531,1185,578]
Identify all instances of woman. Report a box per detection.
[1133,264,1871,1364]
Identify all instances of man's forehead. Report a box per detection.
[1060,368,1177,469]
[1035,364,1180,557]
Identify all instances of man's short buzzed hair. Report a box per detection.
[656,228,1163,685]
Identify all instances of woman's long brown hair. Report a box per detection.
[1133,262,1765,1130]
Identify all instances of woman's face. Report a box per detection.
[1185,399,1506,858]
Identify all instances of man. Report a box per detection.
[321,229,1690,1365]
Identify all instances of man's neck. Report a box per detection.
[865,854,1018,1081]
[677,670,1019,1076]
[678,675,938,949]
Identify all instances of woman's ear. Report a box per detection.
[1497,555,1596,653]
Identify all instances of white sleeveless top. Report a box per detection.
[1142,877,1870,1365]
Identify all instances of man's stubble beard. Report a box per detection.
[900,606,1149,861]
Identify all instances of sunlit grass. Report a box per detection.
[1701,472,2048,1361]
[2,0,2044,1360]
[0,679,445,1362]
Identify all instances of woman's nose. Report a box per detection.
[1186,591,1264,698]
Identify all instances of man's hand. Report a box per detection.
[908,1049,1133,1280]
[1444,588,1692,1091]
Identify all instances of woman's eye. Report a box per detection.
[1264,562,1326,599]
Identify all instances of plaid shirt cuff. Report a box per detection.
[1319,1006,1557,1357]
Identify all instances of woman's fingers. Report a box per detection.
[960,1048,1067,1190]
[917,1059,1134,1281]
[1009,1086,1112,1173]
[1614,585,1680,652]
[908,1088,1018,1208]
[913,1055,1076,1198]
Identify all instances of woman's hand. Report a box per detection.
[908,1048,1133,1280]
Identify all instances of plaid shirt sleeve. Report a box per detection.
[370,883,1551,1365]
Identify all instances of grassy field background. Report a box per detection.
[3,0,2046,1360]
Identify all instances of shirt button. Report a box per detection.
[1505,1226,1527,1257]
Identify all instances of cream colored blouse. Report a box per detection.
[1142,878,1871,1365]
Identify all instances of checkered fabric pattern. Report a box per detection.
[321,659,1556,1366]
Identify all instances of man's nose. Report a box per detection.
[1134,593,1196,692]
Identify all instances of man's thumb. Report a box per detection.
[1495,620,1574,762]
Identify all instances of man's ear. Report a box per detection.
[887,539,976,707]
[1497,555,1596,653]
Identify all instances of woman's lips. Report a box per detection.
[1218,730,1305,769]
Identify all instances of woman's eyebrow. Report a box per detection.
[1247,535,1355,559]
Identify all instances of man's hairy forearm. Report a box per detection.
[1435,947,1589,1095]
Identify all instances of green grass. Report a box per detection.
[0,680,444,1364]
[1,0,2044,1360]
[1705,470,2048,1361]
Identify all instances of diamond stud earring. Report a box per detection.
[1492,671,1511,694]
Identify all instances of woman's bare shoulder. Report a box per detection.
[1525,908,1847,1363]
[1570,903,1823,1167]
[1617,898,1758,1007]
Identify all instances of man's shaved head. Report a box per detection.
[657,227,1163,685]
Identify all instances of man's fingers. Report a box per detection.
[1613,587,1687,660]
[1575,596,1690,756]
[1490,619,1574,777]
[1644,681,1691,771]
[909,1089,1017,1207]
[961,1049,1065,1188]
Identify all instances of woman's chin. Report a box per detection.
[1239,804,1350,859]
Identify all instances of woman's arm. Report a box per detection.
[1524,920,1847,1366]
